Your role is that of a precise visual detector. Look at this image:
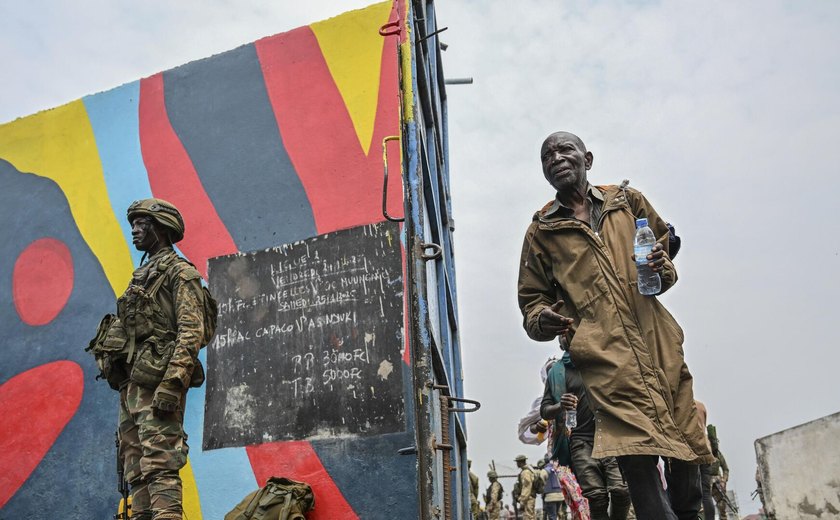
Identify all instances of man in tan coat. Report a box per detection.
[518,132,714,519]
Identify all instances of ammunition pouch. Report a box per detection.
[129,335,176,389]
[86,314,130,390]
[118,286,159,346]
[190,358,206,388]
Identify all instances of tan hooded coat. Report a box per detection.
[518,184,713,464]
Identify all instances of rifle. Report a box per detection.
[712,479,738,515]
[115,431,130,520]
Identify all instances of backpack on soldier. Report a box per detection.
[532,467,545,496]
[200,284,218,346]
[225,477,315,520]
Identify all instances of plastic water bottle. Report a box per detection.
[565,409,577,430]
[634,218,661,295]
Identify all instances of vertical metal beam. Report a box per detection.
[401,1,437,518]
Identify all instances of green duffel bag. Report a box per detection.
[225,477,315,520]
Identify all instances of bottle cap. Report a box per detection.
[635,218,648,228]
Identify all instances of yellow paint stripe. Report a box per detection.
[400,0,414,123]
[0,101,133,295]
[181,458,203,519]
[311,1,393,155]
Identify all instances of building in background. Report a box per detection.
[755,411,840,520]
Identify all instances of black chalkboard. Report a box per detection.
[203,222,406,450]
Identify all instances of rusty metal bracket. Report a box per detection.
[381,135,404,222]
[433,439,453,451]
[446,396,481,414]
[421,242,442,261]
[397,446,417,455]
[379,19,400,37]
[417,26,448,44]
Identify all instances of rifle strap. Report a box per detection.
[127,321,136,364]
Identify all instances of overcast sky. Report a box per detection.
[3,0,839,515]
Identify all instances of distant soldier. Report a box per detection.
[705,424,731,520]
[515,454,537,520]
[486,471,504,520]
[539,457,568,520]
[470,460,481,518]
[90,199,212,520]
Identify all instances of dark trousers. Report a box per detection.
[616,455,701,520]
[570,438,631,520]
[700,464,715,520]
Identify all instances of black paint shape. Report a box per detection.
[163,43,316,251]
[204,222,405,449]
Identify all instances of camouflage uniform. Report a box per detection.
[469,466,481,518]
[709,449,730,520]
[516,464,537,520]
[116,200,206,520]
[485,476,503,520]
[705,424,731,520]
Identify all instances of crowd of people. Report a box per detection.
[469,131,735,520]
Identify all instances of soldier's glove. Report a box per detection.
[152,386,182,414]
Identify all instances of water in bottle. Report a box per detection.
[634,218,661,295]
[565,409,577,430]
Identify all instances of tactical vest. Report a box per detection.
[117,251,183,388]
[88,249,212,390]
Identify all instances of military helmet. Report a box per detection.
[487,470,498,478]
[514,454,527,462]
[127,198,185,243]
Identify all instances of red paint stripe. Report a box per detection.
[0,361,84,508]
[254,15,402,236]
[246,441,358,519]
[138,74,238,276]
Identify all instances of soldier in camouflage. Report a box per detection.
[515,454,537,520]
[485,471,504,520]
[469,460,481,518]
[115,198,207,520]
[705,424,731,520]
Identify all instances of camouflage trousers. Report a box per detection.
[119,381,189,520]
[519,496,536,519]
[710,479,729,520]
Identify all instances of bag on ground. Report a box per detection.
[225,477,315,520]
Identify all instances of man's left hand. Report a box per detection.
[633,243,668,272]
[152,386,182,416]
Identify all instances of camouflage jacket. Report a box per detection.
[120,247,204,390]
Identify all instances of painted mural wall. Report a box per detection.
[0,2,418,518]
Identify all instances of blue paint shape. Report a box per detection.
[83,82,153,267]
[163,44,316,251]
[0,159,118,519]
[183,348,257,519]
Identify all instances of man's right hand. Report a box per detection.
[560,393,578,410]
[538,300,574,338]
[530,420,549,434]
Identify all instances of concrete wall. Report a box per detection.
[755,411,840,519]
[0,2,417,518]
